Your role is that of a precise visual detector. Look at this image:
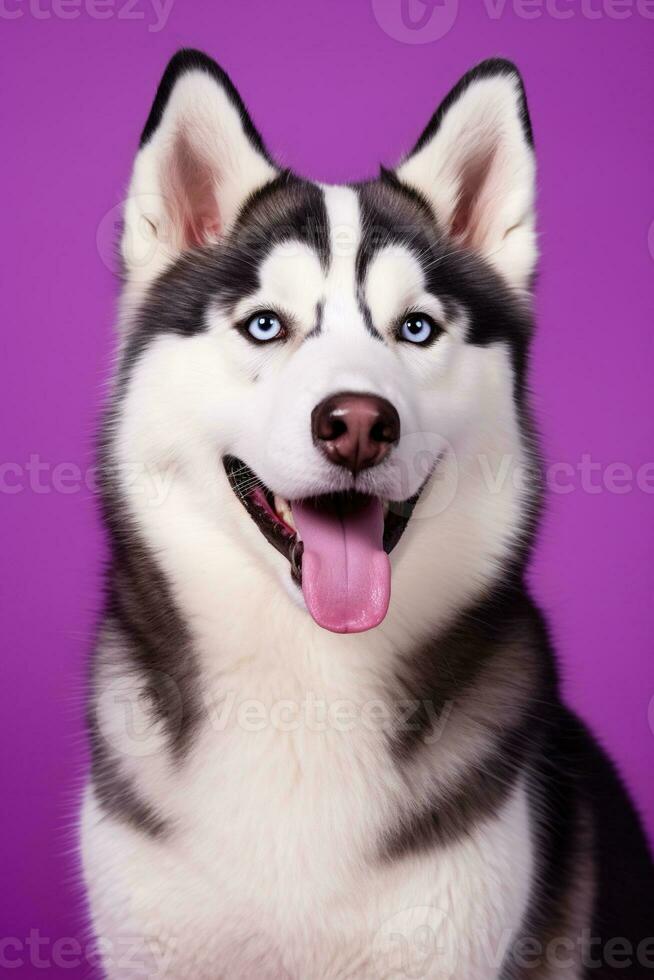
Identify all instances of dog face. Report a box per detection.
[108,51,538,636]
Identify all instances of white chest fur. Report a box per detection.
[83,653,534,979]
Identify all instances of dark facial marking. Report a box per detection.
[355,285,384,342]
[305,299,324,340]
[234,171,330,272]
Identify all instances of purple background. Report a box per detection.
[2,0,653,974]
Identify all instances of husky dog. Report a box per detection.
[82,50,653,979]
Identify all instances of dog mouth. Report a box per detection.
[223,455,420,634]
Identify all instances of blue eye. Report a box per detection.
[245,312,284,343]
[399,313,439,345]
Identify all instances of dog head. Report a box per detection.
[107,51,538,637]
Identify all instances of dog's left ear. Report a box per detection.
[122,49,278,285]
[396,59,536,291]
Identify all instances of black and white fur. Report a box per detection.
[82,50,654,978]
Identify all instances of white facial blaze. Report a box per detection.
[318,184,387,381]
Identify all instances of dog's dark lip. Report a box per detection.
[222,455,421,583]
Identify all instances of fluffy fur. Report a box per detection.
[82,50,653,978]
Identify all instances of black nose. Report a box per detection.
[311,392,400,475]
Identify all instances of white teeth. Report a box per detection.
[274,494,296,530]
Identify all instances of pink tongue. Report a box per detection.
[291,496,390,634]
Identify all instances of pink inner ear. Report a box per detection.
[164,131,222,249]
[450,144,498,250]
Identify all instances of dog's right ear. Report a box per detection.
[122,50,277,285]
